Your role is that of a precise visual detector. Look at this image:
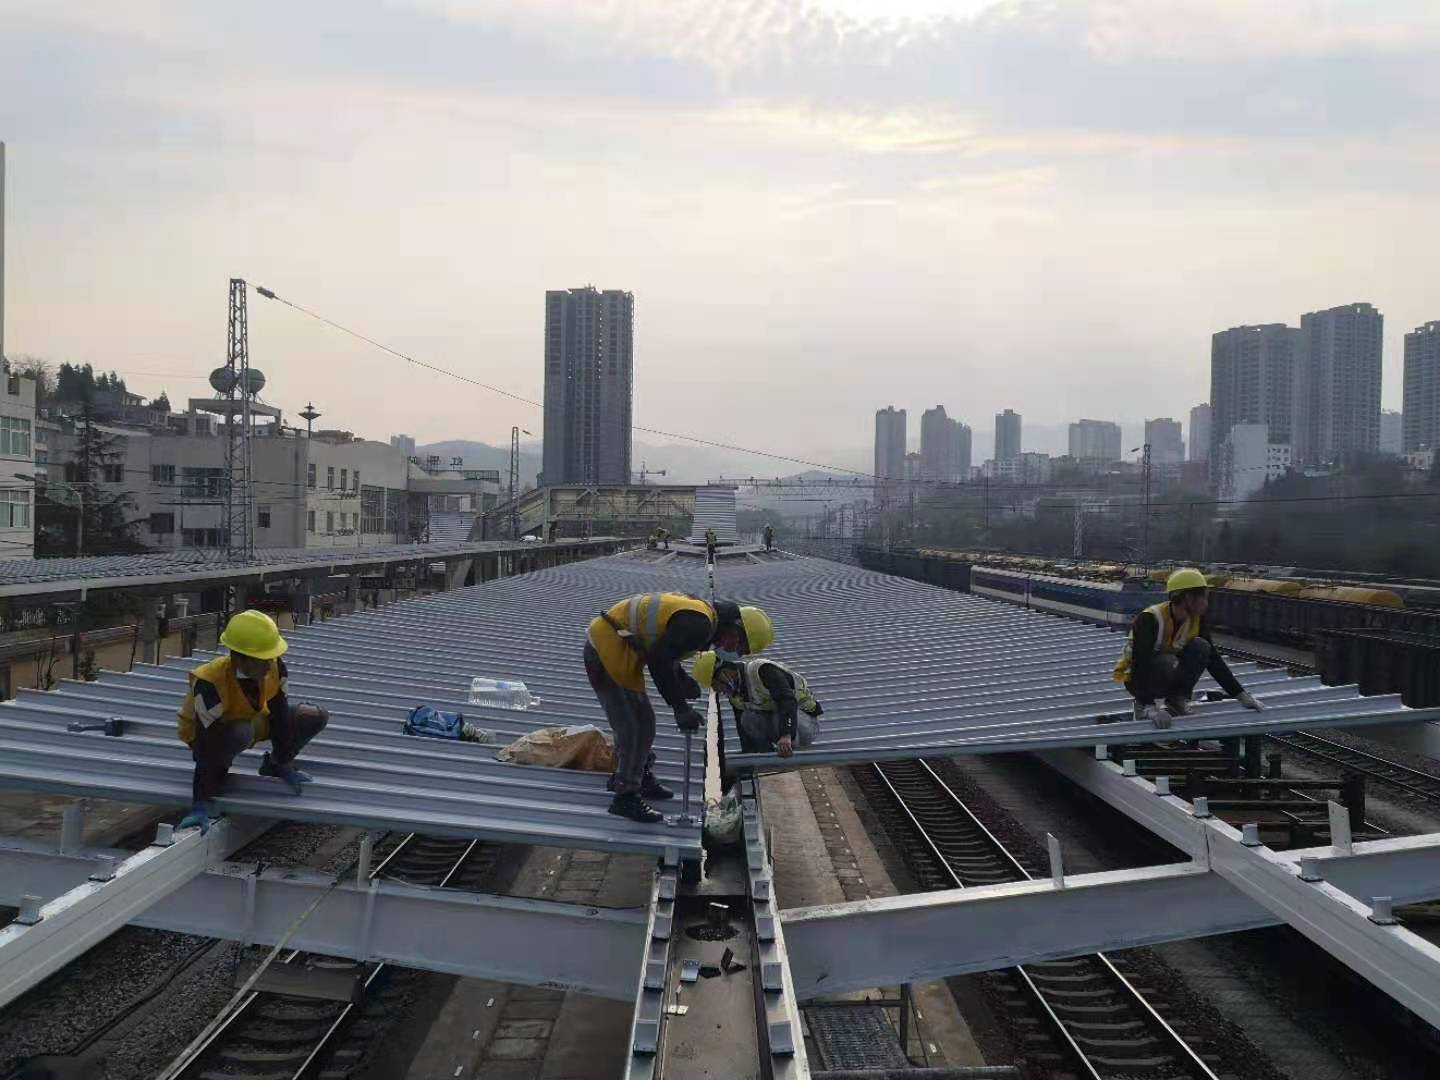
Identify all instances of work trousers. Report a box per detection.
[1125,639,1212,705]
[584,642,656,793]
[190,704,328,803]
[737,709,819,754]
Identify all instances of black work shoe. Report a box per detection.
[608,792,663,823]
[605,773,618,792]
[641,773,674,800]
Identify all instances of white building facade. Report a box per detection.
[1220,423,1292,500]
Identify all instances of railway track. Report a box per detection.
[1268,731,1440,804]
[169,833,497,1080]
[862,759,1225,1080]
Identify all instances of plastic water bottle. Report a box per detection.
[469,677,541,711]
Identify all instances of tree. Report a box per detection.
[52,363,127,406]
[7,355,54,402]
[35,403,145,556]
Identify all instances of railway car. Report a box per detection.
[970,566,1165,628]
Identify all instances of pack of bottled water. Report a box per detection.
[469,677,541,711]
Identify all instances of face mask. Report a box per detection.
[714,648,742,665]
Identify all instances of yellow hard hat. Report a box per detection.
[692,651,718,690]
[1165,568,1209,595]
[220,609,288,660]
[739,606,773,654]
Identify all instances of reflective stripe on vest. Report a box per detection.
[589,593,717,693]
[176,654,282,745]
[1112,602,1200,684]
[731,658,817,715]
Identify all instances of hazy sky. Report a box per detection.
[3,1,1437,470]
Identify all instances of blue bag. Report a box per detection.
[405,704,466,740]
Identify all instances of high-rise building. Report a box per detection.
[918,406,972,483]
[1188,404,1212,463]
[1380,410,1403,456]
[1145,418,1184,465]
[995,409,1022,462]
[874,406,907,482]
[389,434,416,457]
[1209,324,1300,481]
[542,287,634,486]
[919,406,951,483]
[1296,302,1383,463]
[949,419,972,482]
[0,142,6,365]
[1404,321,1440,452]
[1067,419,1121,464]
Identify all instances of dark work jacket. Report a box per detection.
[1128,611,1243,697]
[647,601,741,715]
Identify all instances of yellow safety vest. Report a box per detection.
[729,658,820,717]
[588,593,717,693]
[177,654,283,746]
[1113,602,1200,684]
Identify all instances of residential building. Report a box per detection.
[1188,404,1211,463]
[919,407,972,483]
[1404,321,1440,453]
[1209,323,1300,482]
[1380,410,1403,456]
[0,360,35,558]
[992,452,1051,485]
[1145,418,1184,465]
[1296,302,1383,463]
[390,434,417,457]
[1403,449,1435,472]
[1068,419,1121,465]
[541,286,634,486]
[903,452,922,483]
[874,406,907,482]
[1220,422,1292,500]
[995,409,1022,462]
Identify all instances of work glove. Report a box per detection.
[1237,692,1264,712]
[177,804,213,835]
[675,707,704,734]
[1141,703,1171,730]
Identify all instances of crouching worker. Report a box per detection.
[694,651,822,763]
[176,610,329,832]
[1114,568,1262,729]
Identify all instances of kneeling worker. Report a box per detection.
[176,610,330,832]
[586,593,774,822]
[1114,568,1263,729]
[694,651,821,763]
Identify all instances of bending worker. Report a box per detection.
[693,650,821,769]
[1114,568,1263,728]
[176,610,330,832]
[587,593,773,822]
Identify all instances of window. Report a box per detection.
[193,416,212,436]
[7,375,20,395]
[102,464,124,483]
[307,463,317,489]
[149,512,175,534]
[0,490,30,528]
[307,510,316,533]
[1,416,31,458]
[340,468,348,491]
[257,506,272,529]
[353,470,360,492]
[361,485,385,533]
[326,511,334,533]
[327,466,335,490]
[181,528,224,548]
[152,464,175,483]
[181,467,225,498]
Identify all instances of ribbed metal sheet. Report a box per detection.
[427,512,477,542]
[0,549,705,858]
[687,486,739,544]
[0,539,602,598]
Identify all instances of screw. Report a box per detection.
[1369,897,1400,926]
[1193,796,1212,819]
[1298,857,1323,882]
[1242,823,1262,847]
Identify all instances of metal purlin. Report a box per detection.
[741,775,812,1079]
[627,850,680,1078]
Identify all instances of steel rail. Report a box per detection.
[1268,732,1440,803]
[868,759,1219,1080]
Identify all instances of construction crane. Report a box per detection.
[633,463,667,485]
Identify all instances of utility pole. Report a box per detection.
[222,278,254,563]
[1072,499,1084,558]
[509,425,520,540]
[1140,442,1152,566]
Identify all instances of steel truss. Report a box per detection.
[0,831,651,1001]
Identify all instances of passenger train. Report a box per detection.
[969,566,1164,629]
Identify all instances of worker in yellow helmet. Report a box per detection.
[175,610,330,832]
[693,650,822,787]
[1114,568,1263,728]
[586,593,773,822]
